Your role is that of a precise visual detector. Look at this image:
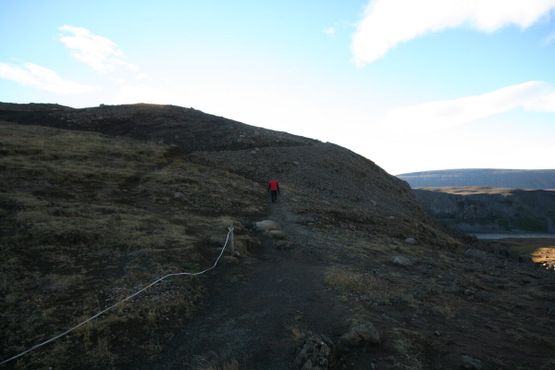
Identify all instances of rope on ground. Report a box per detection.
[0,225,235,366]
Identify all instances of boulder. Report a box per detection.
[254,220,281,232]
[404,237,417,245]
[268,229,287,240]
[391,255,413,267]
[461,355,482,369]
[338,322,380,349]
[295,334,333,370]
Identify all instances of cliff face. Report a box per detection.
[415,187,555,234]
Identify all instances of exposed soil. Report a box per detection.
[146,193,351,369]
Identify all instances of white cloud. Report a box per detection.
[545,30,555,44]
[353,0,555,65]
[0,62,96,94]
[59,25,140,74]
[323,26,336,36]
[383,81,555,132]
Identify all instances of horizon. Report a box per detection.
[2,99,555,176]
[1,0,555,174]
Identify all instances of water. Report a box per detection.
[472,233,555,240]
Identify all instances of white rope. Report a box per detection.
[0,226,235,366]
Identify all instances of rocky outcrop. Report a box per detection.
[295,334,334,370]
[414,188,555,234]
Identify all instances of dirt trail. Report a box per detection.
[150,193,350,369]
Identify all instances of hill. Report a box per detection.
[397,168,555,189]
[0,102,444,243]
[1,103,554,370]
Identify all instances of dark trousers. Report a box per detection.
[271,190,278,203]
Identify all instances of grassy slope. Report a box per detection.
[0,123,264,369]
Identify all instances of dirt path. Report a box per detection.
[150,193,350,369]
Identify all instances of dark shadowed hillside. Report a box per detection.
[0,102,446,245]
[0,102,314,152]
[1,103,554,370]
[398,168,555,189]
[414,187,555,234]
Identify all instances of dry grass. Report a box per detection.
[0,123,264,369]
[530,246,555,268]
[324,268,395,305]
[493,238,555,269]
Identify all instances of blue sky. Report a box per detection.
[1,0,555,174]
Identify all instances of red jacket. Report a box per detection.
[268,179,280,192]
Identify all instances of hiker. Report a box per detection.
[268,179,280,203]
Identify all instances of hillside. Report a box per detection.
[414,187,555,234]
[398,169,555,189]
[0,102,444,244]
[1,103,554,370]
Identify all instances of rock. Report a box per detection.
[295,334,333,370]
[254,220,281,232]
[404,237,417,245]
[338,322,380,349]
[232,251,241,257]
[464,288,475,296]
[353,323,381,344]
[461,354,482,369]
[464,249,488,261]
[268,229,287,239]
[173,191,185,199]
[391,255,413,267]
[293,161,300,166]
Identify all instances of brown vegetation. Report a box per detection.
[0,123,263,369]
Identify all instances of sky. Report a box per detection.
[1,0,555,175]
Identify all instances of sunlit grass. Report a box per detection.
[531,246,555,269]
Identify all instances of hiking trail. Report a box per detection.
[149,192,350,369]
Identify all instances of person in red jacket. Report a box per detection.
[268,179,280,203]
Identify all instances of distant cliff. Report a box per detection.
[398,169,555,189]
[414,187,555,234]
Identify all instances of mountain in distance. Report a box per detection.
[398,168,555,189]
